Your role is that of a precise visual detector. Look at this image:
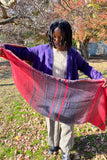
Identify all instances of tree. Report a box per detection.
[0,0,54,45]
[52,0,107,59]
[0,0,56,31]
[0,0,16,19]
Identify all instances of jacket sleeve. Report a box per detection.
[76,51,103,80]
[3,44,38,62]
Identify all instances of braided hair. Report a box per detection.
[47,19,72,50]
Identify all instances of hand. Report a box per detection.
[0,44,5,56]
[102,78,107,87]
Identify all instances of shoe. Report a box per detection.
[49,146,59,155]
[62,152,71,160]
[72,152,80,160]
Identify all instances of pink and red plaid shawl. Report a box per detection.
[0,47,107,130]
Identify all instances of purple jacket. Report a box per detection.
[4,44,103,80]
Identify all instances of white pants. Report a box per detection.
[46,118,74,153]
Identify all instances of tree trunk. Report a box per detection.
[83,36,91,60]
[77,40,82,55]
[83,41,89,60]
[0,0,16,8]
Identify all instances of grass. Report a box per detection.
[0,57,107,160]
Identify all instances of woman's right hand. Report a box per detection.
[0,44,5,56]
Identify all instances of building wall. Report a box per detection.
[87,41,107,56]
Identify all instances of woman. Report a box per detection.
[0,19,107,160]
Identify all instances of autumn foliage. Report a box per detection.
[52,0,107,59]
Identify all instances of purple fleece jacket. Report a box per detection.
[4,44,103,80]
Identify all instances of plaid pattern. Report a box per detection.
[0,47,107,131]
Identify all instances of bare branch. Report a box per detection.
[0,16,17,24]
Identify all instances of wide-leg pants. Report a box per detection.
[46,118,74,153]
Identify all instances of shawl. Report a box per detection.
[0,47,107,131]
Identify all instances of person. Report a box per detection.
[0,19,107,160]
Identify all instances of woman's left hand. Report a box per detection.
[102,78,107,87]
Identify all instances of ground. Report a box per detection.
[0,56,107,160]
